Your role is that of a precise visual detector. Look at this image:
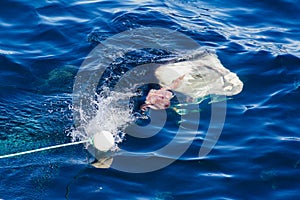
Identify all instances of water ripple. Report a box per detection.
[0,0,300,199]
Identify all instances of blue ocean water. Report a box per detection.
[0,0,300,199]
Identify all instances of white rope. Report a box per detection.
[0,139,90,159]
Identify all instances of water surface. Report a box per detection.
[0,0,299,199]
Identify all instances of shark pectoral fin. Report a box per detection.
[91,156,113,168]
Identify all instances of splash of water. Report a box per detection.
[70,87,135,150]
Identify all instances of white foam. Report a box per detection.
[72,87,135,149]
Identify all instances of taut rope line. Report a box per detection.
[0,139,90,159]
